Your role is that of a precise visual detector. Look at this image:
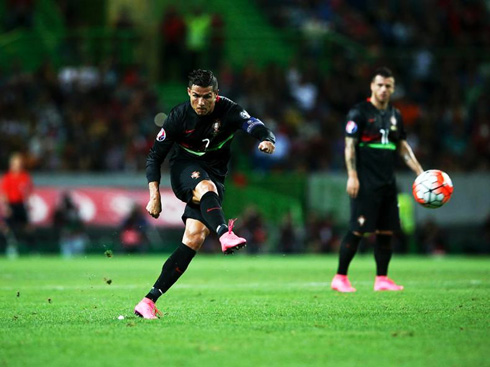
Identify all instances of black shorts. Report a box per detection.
[349,184,400,233]
[170,158,225,229]
[6,203,28,229]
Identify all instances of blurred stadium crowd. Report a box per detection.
[1,1,489,173]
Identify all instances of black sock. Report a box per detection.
[200,191,228,237]
[374,234,393,276]
[337,232,362,275]
[146,243,196,302]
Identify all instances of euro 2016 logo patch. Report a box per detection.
[156,128,166,142]
[240,110,251,119]
[346,120,358,134]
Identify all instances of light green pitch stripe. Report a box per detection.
[180,134,235,156]
[359,142,396,150]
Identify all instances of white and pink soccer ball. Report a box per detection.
[412,170,453,209]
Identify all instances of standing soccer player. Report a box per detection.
[331,67,423,292]
[134,69,276,318]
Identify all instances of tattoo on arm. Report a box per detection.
[345,137,357,172]
[399,140,423,174]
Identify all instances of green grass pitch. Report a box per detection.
[1,255,489,367]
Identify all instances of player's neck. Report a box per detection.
[370,96,389,110]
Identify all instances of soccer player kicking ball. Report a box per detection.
[134,69,276,318]
[331,67,423,293]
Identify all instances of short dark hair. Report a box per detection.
[188,69,218,91]
[371,67,394,81]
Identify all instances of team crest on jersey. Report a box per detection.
[212,119,221,135]
[191,171,200,179]
[358,215,366,226]
[240,110,251,119]
[156,128,166,141]
[390,115,397,131]
[346,120,358,134]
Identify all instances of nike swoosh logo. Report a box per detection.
[185,129,195,134]
[206,207,221,212]
[368,118,375,123]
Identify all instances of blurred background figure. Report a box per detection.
[159,6,187,81]
[119,204,148,254]
[277,212,301,253]
[305,212,339,253]
[395,190,416,254]
[418,219,447,255]
[0,153,35,257]
[185,6,212,72]
[239,205,267,254]
[53,192,88,258]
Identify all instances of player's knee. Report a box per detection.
[193,180,218,202]
[183,228,208,251]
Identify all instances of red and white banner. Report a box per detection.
[26,187,185,228]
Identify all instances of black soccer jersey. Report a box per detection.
[344,99,406,188]
[146,96,275,183]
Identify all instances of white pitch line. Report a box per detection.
[0,280,486,291]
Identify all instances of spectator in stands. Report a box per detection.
[184,7,212,72]
[159,6,187,81]
[208,13,225,70]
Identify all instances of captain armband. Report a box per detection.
[241,117,265,133]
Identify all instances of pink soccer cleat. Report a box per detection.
[134,297,162,319]
[331,274,357,293]
[374,276,404,291]
[219,219,247,254]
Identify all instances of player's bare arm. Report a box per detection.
[345,137,360,198]
[258,141,275,154]
[146,181,162,218]
[398,140,423,176]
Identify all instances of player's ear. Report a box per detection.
[187,87,192,97]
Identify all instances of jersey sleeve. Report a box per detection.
[145,109,181,183]
[344,107,363,139]
[230,104,276,143]
[396,109,407,140]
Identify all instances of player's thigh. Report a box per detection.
[349,192,382,233]
[170,160,212,204]
[376,187,401,232]
[170,160,225,204]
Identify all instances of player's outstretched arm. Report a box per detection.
[258,141,275,154]
[398,140,423,176]
[146,181,162,219]
[345,137,360,198]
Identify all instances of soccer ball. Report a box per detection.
[412,170,453,209]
